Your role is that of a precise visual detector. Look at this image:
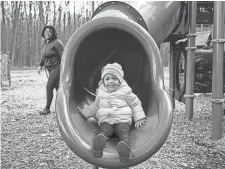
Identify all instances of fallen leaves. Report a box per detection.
[1,70,225,169]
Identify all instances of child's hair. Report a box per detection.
[101,63,124,83]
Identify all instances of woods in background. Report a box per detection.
[2,1,218,69]
[1,1,104,68]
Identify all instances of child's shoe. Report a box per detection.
[92,134,107,158]
[116,141,130,163]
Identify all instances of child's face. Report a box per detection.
[103,74,120,92]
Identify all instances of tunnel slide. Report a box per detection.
[56,1,184,168]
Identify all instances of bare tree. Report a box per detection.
[11,1,22,65]
[57,3,62,39]
[25,1,33,66]
[67,1,72,40]
[45,1,50,25]
[63,2,68,43]
[33,2,37,64]
[92,1,95,15]
[73,1,79,31]
[39,1,44,31]
[86,2,90,22]
[21,2,26,66]
[53,1,56,27]
[1,1,7,53]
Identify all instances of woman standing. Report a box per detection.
[37,25,64,115]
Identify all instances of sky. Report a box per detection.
[54,1,110,13]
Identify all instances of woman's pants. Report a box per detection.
[45,68,60,110]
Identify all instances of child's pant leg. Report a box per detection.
[115,123,130,143]
[99,122,114,138]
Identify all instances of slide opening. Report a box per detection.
[68,28,159,150]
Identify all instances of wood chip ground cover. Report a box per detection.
[1,70,225,169]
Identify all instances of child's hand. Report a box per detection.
[135,118,146,128]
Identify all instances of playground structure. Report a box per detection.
[55,1,224,169]
[0,51,11,86]
[175,30,224,95]
[170,2,224,140]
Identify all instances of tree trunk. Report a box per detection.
[74,1,78,31]
[33,2,37,65]
[57,3,62,39]
[38,1,45,63]
[80,2,84,25]
[67,2,71,41]
[27,1,32,67]
[18,2,24,67]
[24,1,29,67]
[11,1,22,65]
[63,2,67,43]
[92,1,95,15]
[33,2,39,65]
[86,2,89,22]
[5,7,11,53]
[39,1,44,31]
[45,1,50,25]
[1,2,7,53]
[53,1,56,27]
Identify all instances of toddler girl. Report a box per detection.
[78,63,146,162]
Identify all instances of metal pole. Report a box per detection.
[211,1,224,140]
[184,1,197,120]
[169,42,176,109]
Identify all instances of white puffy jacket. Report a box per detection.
[82,80,146,126]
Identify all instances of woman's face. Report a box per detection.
[103,73,120,92]
[44,28,53,40]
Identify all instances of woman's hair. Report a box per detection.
[41,25,58,40]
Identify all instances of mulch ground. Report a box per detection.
[1,70,225,169]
